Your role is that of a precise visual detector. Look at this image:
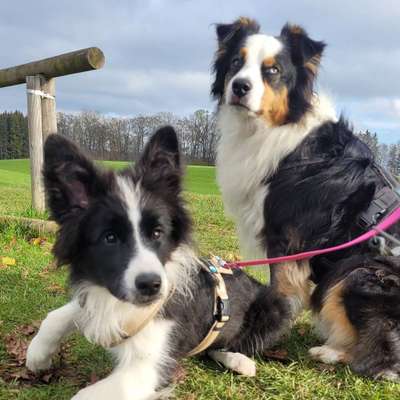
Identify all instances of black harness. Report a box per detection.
[267,158,400,252]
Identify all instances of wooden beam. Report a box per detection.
[0,215,58,234]
[40,76,57,142]
[0,47,105,88]
[26,75,45,213]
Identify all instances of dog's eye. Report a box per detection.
[104,232,118,245]
[151,227,163,241]
[263,66,280,75]
[231,56,242,68]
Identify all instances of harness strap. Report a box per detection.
[187,256,232,357]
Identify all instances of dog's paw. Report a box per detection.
[375,369,400,382]
[25,337,54,372]
[309,345,347,365]
[210,351,256,377]
[230,353,257,377]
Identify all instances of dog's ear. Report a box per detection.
[216,17,260,44]
[280,23,326,74]
[136,126,182,195]
[211,17,260,100]
[43,134,104,223]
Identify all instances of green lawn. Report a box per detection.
[0,159,399,399]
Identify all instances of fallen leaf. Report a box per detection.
[1,256,16,266]
[262,349,290,362]
[18,323,37,336]
[297,327,307,336]
[316,363,336,373]
[41,373,53,383]
[46,283,65,294]
[30,237,46,247]
[89,372,100,384]
[4,335,29,366]
[173,364,187,384]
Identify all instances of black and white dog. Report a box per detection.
[212,17,400,379]
[26,127,293,399]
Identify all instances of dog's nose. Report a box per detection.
[135,273,162,297]
[232,78,252,98]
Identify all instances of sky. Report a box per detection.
[0,0,399,144]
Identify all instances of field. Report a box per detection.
[0,159,399,400]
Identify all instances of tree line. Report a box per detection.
[0,111,29,159]
[0,110,399,173]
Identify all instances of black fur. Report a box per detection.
[43,128,293,391]
[311,255,400,379]
[263,117,399,283]
[213,17,400,381]
[211,18,260,101]
[44,127,190,302]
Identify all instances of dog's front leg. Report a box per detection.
[26,300,80,372]
[208,350,256,376]
[72,319,174,400]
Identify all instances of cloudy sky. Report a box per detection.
[1,0,399,143]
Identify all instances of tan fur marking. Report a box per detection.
[240,48,247,61]
[305,54,322,75]
[320,281,358,354]
[237,17,255,26]
[262,57,276,67]
[275,260,312,312]
[289,25,305,35]
[259,84,289,126]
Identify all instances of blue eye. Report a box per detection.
[264,66,279,75]
[104,232,118,244]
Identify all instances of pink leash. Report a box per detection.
[224,207,400,269]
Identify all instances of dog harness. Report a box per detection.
[187,256,232,356]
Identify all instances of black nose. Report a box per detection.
[135,273,162,297]
[232,78,252,98]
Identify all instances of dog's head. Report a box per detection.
[212,17,325,125]
[44,126,191,307]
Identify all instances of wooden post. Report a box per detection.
[26,76,45,213]
[0,47,105,214]
[40,77,57,141]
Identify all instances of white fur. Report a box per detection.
[216,95,336,258]
[72,319,174,400]
[208,350,256,377]
[71,245,199,349]
[309,345,346,365]
[226,34,283,112]
[117,176,169,300]
[26,301,80,372]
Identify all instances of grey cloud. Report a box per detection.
[0,0,399,143]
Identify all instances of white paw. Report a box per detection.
[309,345,346,365]
[25,336,54,372]
[71,377,157,400]
[377,370,400,382]
[226,353,257,377]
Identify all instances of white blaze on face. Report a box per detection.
[116,176,168,302]
[226,34,283,113]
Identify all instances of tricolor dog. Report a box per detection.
[213,17,400,379]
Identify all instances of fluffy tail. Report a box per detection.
[228,285,293,356]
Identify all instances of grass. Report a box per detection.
[0,159,400,399]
